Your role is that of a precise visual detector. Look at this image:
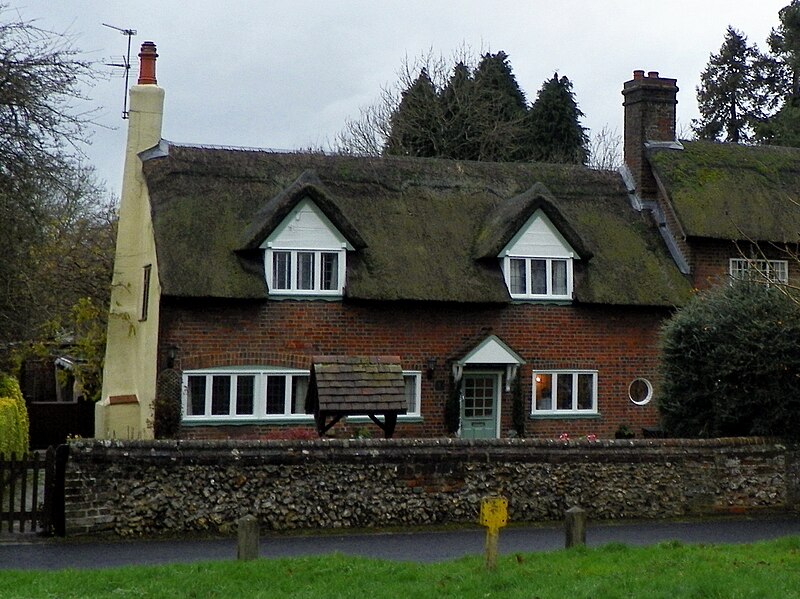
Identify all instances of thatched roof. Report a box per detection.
[473,182,591,260]
[142,144,691,306]
[648,140,800,242]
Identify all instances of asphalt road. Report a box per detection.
[1,515,799,570]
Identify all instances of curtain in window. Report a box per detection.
[297,252,314,290]
[509,259,527,294]
[321,253,338,291]
[273,252,291,289]
[552,259,568,295]
[531,259,547,294]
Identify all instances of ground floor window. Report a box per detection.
[402,371,422,417]
[532,370,598,415]
[182,367,422,422]
[183,367,310,421]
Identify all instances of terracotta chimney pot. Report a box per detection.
[138,42,158,85]
[648,71,659,78]
[633,70,645,80]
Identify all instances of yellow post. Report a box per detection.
[479,496,508,570]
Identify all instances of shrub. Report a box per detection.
[153,368,182,439]
[0,374,29,457]
[659,279,800,439]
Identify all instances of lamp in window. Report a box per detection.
[166,345,179,369]
[426,357,437,379]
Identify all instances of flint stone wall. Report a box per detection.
[64,437,799,537]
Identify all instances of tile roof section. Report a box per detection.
[308,355,407,414]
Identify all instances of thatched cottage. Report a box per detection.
[96,47,800,441]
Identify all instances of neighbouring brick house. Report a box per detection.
[96,48,800,441]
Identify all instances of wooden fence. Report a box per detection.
[0,446,67,536]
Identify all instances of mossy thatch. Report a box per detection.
[648,140,800,242]
[143,145,691,306]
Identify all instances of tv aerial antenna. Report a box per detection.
[103,23,137,119]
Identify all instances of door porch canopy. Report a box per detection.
[452,335,525,390]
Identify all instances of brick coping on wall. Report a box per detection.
[72,436,786,454]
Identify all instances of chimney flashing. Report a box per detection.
[644,140,684,151]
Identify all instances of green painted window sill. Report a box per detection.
[528,413,601,420]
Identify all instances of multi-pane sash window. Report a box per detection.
[729,258,788,285]
[184,368,311,420]
[506,257,572,299]
[268,249,343,295]
[532,370,597,415]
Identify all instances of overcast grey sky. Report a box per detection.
[13,0,790,197]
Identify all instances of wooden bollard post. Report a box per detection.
[479,496,508,570]
[565,506,586,548]
[237,515,259,561]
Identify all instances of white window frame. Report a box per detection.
[265,248,346,297]
[628,378,653,406]
[531,370,598,415]
[729,258,788,286]
[402,371,422,418]
[503,256,573,300]
[182,367,312,422]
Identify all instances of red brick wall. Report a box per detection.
[159,298,671,440]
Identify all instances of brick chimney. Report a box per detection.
[622,70,678,199]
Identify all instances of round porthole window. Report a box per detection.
[628,378,653,406]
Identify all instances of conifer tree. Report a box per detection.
[693,26,780,143]
[439,62,477,159]
[759,1,800,146]
[769,0,800,104]
[469,51,531,161]
[526,73,589,165]
[383,69,442,157]
[341,49,590,165]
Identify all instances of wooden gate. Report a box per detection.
[0,445,67,536]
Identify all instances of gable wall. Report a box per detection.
[690,238,800,290]
[263,198,348,250]
[158,299,669,440]
[503,211,574,258]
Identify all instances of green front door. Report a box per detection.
[461,373,499,439]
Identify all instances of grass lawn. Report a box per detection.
[1,537,799,598]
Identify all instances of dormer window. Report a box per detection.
[500,210,576,300]
[261,198,352,297]
[507,257,571,298]
[271,250,340,292]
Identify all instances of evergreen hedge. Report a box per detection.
[659,279,800,439]
[0,373,29,457]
